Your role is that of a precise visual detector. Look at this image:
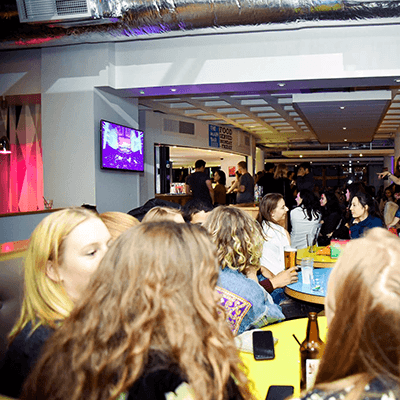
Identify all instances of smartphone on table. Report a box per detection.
[252,330,275,360]
[265,385,294,400]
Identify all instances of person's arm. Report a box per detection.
[378,171,400,185]
[205,179,214,204]
[269,267,298,289]
[388,216,399,228]
[226,179,239,194]
[259,265,275,280]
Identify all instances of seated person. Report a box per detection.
[21,222,252,400]
[203,206,284,335]
[349,192,383,239]
[290,189,322,249]
[142,206,185,223]
[100,211,140,240]
[256,193,298,305]
[294,228,400,400]
[318,190,348,246]
[0,208,111,398]
[181,198,213,224]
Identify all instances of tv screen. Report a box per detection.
[101,120,144,172]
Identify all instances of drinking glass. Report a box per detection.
[301,257,314,285]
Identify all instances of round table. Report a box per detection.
[284,268,332,305]
[296,247,337,269]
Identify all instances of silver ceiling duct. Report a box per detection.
[2,0,400,50]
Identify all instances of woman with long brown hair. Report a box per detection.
[21,221,253,400]
[295,228,400,400]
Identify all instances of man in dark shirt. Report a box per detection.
[185,159,214,206]
[236,161,254,204]
[296,162,314,192]
[257,162,275,197]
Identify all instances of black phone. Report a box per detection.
[253,330,275,360]
[265,385,294,400]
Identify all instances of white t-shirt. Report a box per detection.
[290,206,322,250]
[260,221,290,275]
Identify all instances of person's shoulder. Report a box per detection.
[293,388,340,400]
[219,268,263,293]
[363,215,383,228]
[12,322,54,355]
[128,353,185,400]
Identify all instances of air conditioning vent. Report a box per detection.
[56,0,88,16]
[16,0,92,23]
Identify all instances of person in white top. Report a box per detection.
[290,189,322,249]
[256,193,298,282]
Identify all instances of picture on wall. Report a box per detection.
[228,166,236,177]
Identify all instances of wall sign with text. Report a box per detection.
[209,125,233,150]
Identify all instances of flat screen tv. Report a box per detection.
[101,120,144,172]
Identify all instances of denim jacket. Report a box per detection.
[217,267,285,335]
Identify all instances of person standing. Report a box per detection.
[257,162,275,197]
[296,162,314,192]
[185,159,214,206]
[236,161,254,204]
[213,169,227,205]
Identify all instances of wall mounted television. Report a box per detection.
[100,120,144,172]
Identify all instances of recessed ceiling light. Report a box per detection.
[139,90,145,95]
[171,88,177,92]
[299,155,303,158]
[395,79,400,83]
[359,153,363,157]
[344,139,347,142]
[343,127,347,130]
[340,106,345,110]
[278,83,286,87]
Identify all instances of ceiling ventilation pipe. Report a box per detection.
[2,0,400,49]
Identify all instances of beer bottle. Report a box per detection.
[300,312,325,390]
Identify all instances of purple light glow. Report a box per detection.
[101,120,144,172]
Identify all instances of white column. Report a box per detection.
[394,131,400,172]
[383,156,393,188]
[255,147,265,174]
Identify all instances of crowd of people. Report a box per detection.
[0,159,399,400]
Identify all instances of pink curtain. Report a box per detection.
[0,104,43,214]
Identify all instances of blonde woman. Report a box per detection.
[142,206,185,223]
[100,211,140,240]
[21,222,253,400]
[0,208,111,398]
[295,228,400,400]
[204,206,284,335]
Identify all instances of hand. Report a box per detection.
[270,267,298,289]
[377,171,390,179]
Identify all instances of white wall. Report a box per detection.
[0,50,41,95]
[113,24,400,90]
[139,110,253,202]
[94,89,140,213]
